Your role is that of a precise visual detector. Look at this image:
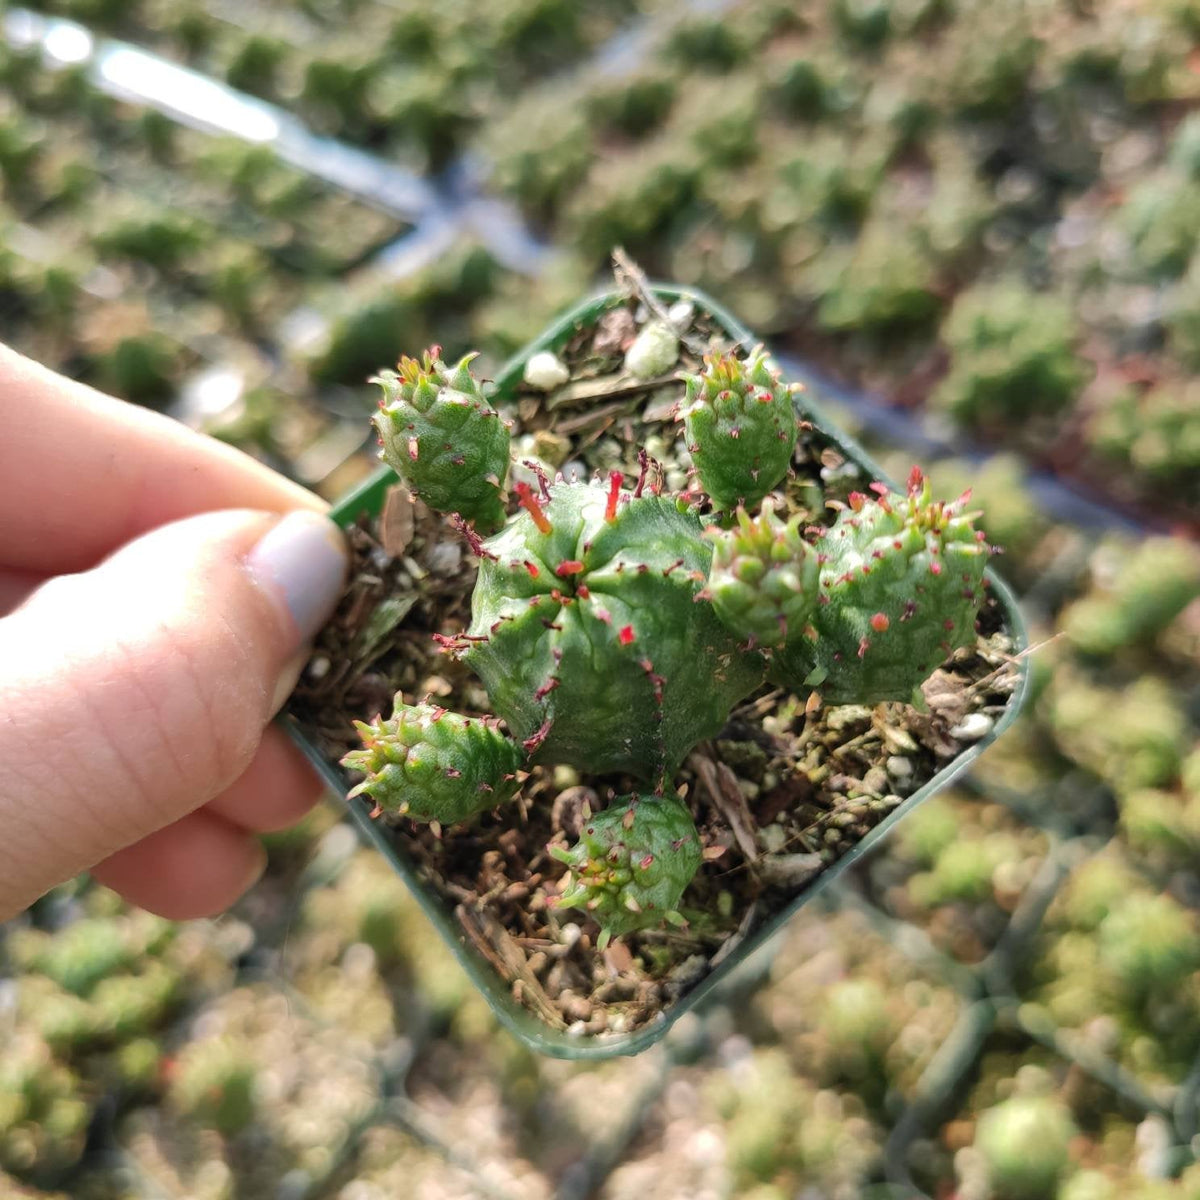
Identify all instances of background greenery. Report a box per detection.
[1,0,1199,1196]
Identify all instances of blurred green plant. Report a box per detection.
[933,281,1088,427]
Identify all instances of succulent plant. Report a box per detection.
[11,918,136,997]
[911,829,1021,907]
[484,90,595,220]
[372,348,511,533]
[771,468,990,704]
[666,74,763,169]
[933,281,1087,426]
[974,1095,1076,1200]
[564,137,698,263]
[679,346,800,511]
[832,0,892,50]
[1119,785,1200,864]
[1121,171,1200,278]
[771,129,884,230]
[90,962,180,1039]
[1165,260,1200,370]
[343,701,524,825]
[712,1048,880,1192]
[0,1034,90,1179]
[938,4,1037,118]
[1045,672,1187,791]
[550,793,701,947]
[344,343,992,939]
[168,1036,257,1136]
[1060,536,1200,656]
[1098,892,1200,997]
[1087,380,1200,503]
[808,222,943,336]
[704,498,819,646]
[458,476,763,781]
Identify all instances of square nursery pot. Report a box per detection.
[283,285,1030,1060]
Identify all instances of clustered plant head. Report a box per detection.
[347,340,993,944]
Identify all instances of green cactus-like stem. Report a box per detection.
[550,793,702,946]
[460,477,764,782]
[342,700,524,825]
[679,345,799,511]
[372,347,510,532]
[771,468,990,704]
[705,498,820,647]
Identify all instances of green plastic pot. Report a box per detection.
[282,284,1030,1060]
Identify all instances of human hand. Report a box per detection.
[0,344,349,921]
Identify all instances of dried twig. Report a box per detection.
[612,247,711,355]
[692,752,761,865]
[456,903,567,1029]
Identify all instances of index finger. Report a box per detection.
[0,343,327,573]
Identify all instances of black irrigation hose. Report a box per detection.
[883,998,999,1197]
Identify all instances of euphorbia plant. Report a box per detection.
[342,345,991,947]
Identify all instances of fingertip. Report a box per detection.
[205,723,327,833]
[90,810,267,920]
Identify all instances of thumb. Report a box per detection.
[0,509,348,916]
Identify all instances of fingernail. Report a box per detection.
[269,647,312,716]
[247,511,349,644]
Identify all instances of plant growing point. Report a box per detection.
[550,793,702,948]
[679,345,800,511]
[372,347,511,533]
[770,468,991,704]
[704,497,819,647]
[343,701,524,825]
[459,476,763,782]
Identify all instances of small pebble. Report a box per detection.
[427,540,462,575]
[949,713,994,741]
[861,766,889,794]
[667,299,695,329]
[624,321,680,379]
[554,764,580,789]
[523,350,570,391]
[759,823,787,853]
[531,429,571,467]
[886,755,914,779]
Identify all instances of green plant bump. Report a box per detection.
[771,468,991,703]
[705,498,820,647]
[550,793,703,947]
[372,348,510,532]
[342,700,524,825]
[679,345,799,510]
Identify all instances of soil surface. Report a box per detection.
[289,290,1022,1039]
